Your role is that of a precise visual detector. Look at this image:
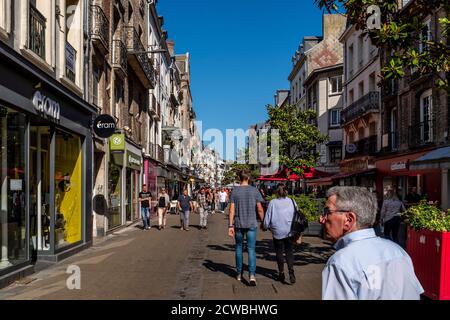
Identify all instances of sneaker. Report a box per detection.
[236,274,242,281]
[277,272,285,283]
[289,272,296,284]
[158,226,162,230]
[185,228,190,231]
[249,275,257,286]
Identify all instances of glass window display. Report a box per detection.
[54,129,82,249]
[0,107,27,271]
[108,162,121,229]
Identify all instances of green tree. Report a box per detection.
[315,0,450,93]
[222,148,260,185]
[266,104,328,176]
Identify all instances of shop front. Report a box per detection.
[375,150,442,202]
[125,145,142,222]
[108,134,125,231]
[335,156,377,191]
[0,43,95,285]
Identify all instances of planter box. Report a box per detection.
[407,228,450,300]
[303,221,323,237]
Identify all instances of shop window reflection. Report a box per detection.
[108,163,121,229]
[54,129,82,249]
[0,107,27,270]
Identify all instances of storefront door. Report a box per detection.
[29,124,51,257]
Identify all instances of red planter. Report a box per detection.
[407,228,450,300]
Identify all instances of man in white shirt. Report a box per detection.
[320,186,423,300]
[218,188,228,213]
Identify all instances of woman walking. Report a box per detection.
[157,188,170,230]
[381,189,405,244]
[263,184,296,284]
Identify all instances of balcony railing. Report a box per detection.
[65,42,76,82]
[345,135,378,159]
[90,5,109,54]
[125,26,155,88]
[341,91,380,125]
[112,38,127,78]
[29,5,46,59]
[409,120,435,148]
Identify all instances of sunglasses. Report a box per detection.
[322,207,349,217]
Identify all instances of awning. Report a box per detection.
[306,177,334,186]
[331,168,377,180]
[410,146,450,170]
[258,167,332,181]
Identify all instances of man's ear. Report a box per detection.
[343,211,357,232]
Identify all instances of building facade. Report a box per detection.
[1,0,96,286]
[336,23,381,190]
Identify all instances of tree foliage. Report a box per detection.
[315,0,450,93]
[267,104,328,176]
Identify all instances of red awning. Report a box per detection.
[258,167,332,181]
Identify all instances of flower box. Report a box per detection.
[407,228,450,300]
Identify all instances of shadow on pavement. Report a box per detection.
[203,259,279,283]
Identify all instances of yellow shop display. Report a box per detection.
[54,130,82,248]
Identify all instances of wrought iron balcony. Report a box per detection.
[125,26,155,89]
[112,38,127,78]
[29,4,46,59]
[344,135,378,159]
[409,120,435,148]
[90,5,109,54]
[341,91,380,125]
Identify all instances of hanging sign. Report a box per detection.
[93,114,117,138]
[110,133,125,152]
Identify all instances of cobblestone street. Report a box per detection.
[0,213,333,300]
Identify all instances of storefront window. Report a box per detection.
[108,162,121,229]
[54,129,82,249]
[0,107,27,271]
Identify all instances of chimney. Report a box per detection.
[166,40,175,57]
[323,14,347,39]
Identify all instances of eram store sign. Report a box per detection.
[32,90,60,121]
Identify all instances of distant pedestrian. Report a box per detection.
[320,186,423,300]
[157,188,170,230]
[263,184,296,284]
[228,170,265,286]
[381,189,405,244]
[138,184,152,230]
[405,187,422,208]
[218,188,228,213]
[197,189,209,229]
[178,189,193,231]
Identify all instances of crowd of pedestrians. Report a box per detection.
[136,171,425,300]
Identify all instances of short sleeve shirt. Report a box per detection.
[178,195,192,212]
[139,192,152,208]
[230,185,264,229]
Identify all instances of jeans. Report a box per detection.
[384,215,402,244]
[180,210,190,229]
[220,202,227,212]
[141,207,150,229]
[199,207,208,227]
[273,237,294,274]
[235,228,257,276]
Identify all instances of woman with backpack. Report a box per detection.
[157,188,170,230]
[263,184,296,284]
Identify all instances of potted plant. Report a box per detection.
[293,195,324,237]
[402,201,450,300]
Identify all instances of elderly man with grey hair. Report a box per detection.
[320,186,423,300]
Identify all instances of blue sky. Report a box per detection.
[158,0,324,159]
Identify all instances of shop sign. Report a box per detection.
[32,91,60,121]
[127,151,142,170]
[93,114,116,138]
[391,161,409,171]
[110,133,125,152]
[346,144,357,154]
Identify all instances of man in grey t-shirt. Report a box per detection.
[228,170,265,286]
